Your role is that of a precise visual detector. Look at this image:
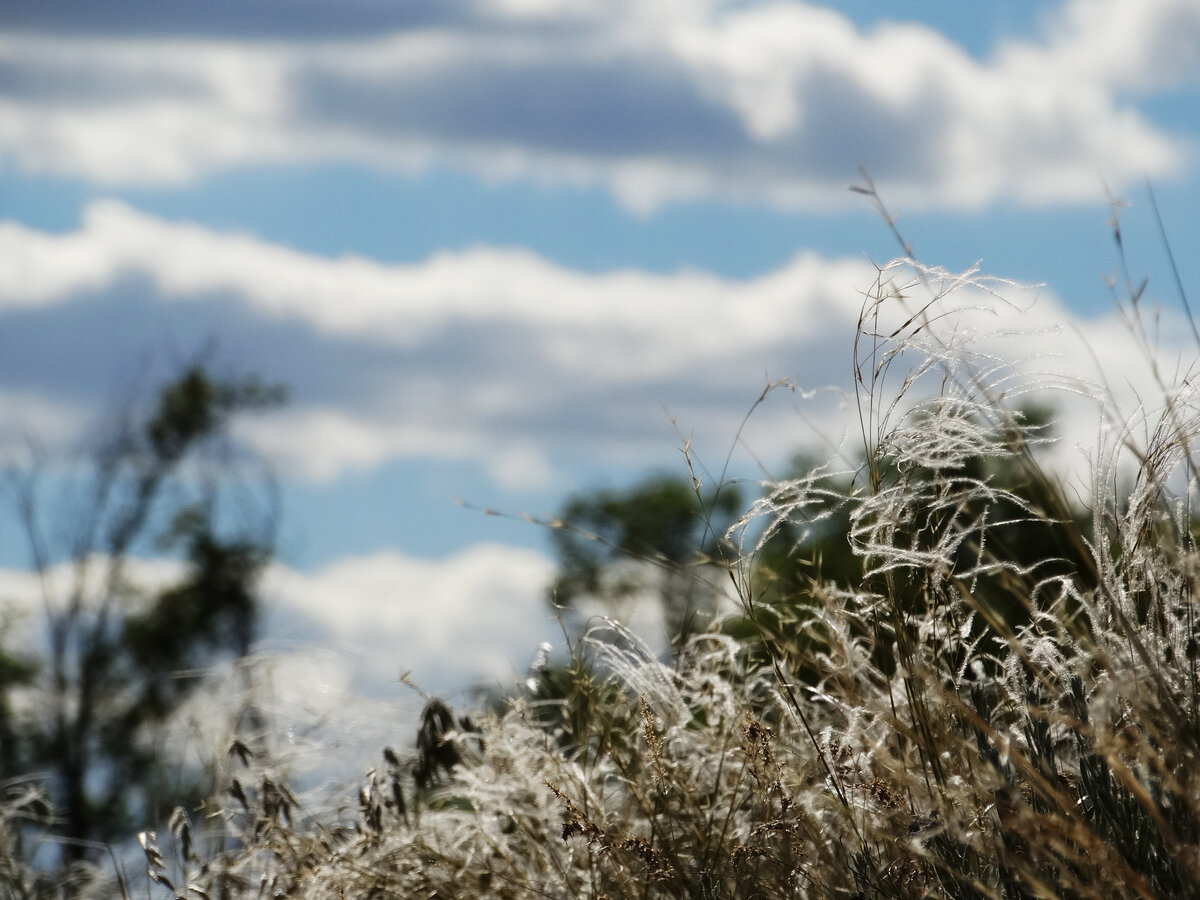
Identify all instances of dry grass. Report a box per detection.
[11,196,1199,899]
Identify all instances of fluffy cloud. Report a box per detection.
[0,543,556,782]
[0,201,868,486]
[0,200,861,350]
[0,542,557,694]
[0,0,1194,211]
[0,388,81,461]
[1012,0,1200,92]
[261,544,558,691]
[1,202,1195,494]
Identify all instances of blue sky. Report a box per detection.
[1,0,1199,705]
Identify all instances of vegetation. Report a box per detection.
[0,366,284,894]
[548,473,742,656]
[6,198,1200,899]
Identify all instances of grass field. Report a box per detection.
[8,203,1200,900]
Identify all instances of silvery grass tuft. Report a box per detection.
[27,207,1198,898]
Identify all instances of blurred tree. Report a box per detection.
[544,406,1099,686]
[548,474,741,656]
[0,365,285,878]
[719,456,863,683]
[742,406,1099,681]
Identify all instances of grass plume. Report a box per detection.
[16,195,1200,899]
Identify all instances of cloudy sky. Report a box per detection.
[1,0,1199,711]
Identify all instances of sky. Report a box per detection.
[1,0,1199,739]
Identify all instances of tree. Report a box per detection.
[548,474,742,656]
[731,406,1100,682]
[545,406,1100,687]
[0,365,285,880]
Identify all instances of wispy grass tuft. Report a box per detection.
[24,194,1196,899]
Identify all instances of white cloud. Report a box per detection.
[0,555,188,652]
[1017,0,1200,92]
[2,202,1195,492]
[0,202,870,485]
[0,389,85,461]
[0,543,557,695]
[232,408,554,491]
[0,199,867,351]
[0,545,555,786]
[261,544,558,691]
[0,0,1194,211]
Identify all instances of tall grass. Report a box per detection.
[21,203,1200,898]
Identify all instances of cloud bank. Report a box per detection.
[262,543,558,690]
[0,541,556,692]
[0,543,558,783]
[0,0,1195,211]
[2,201,1194,499]
[0,201,868,488]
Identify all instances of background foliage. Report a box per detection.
[0,366,283,893]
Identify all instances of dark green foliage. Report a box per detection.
[0,626,37,782]
[414,699,482,790]
[0,364,285,877]
[145,369,284,466]
[549,474,741,653]
[522,642,638,765]
[125,517,265,692]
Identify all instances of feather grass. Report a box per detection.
[15,198,1196,899]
